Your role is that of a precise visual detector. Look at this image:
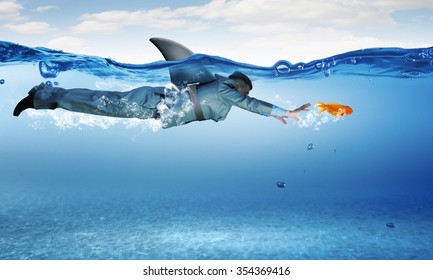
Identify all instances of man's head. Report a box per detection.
[229,71,252,95]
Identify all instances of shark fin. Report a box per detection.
[150,37,215,87]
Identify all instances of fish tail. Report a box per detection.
[316,102,326,113]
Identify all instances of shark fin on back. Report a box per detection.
[150,37,215,87]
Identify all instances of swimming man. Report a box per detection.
[13,71,310,129]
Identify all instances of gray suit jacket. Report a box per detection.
[162,74,274,128]
[198,74,273,121]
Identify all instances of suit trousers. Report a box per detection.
[33,84,165,119]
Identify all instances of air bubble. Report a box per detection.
[54,81,59,86]
[276,182,286,188]
[274,61,291,74]
[307,143,314,150]
[0,79,4,84]
[315,62,324,70]
[297,64,304,70]
[419,50,432,59]
[45,81,52,86]
[276,64,289,73]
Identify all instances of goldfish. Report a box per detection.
[316,102,353,117]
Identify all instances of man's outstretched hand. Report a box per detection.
[272,103,311,124]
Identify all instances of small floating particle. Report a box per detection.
[307,143,314,150]
[386,222,395,228]
[276,182,286,188]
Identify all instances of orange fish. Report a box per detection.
[316,102,353,117]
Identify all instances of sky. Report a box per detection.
[1,0,433,65]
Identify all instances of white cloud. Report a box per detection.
[33,0,431,64]
[0,0,24,21]
[0,1,58,36]
[178,0,433,63]
[72,20,122,34]
[70,0,433,37]
[251,26,429,63]
[72,8,208,34]
[46,36,86,52]
[3,21,56,34]
[35,5,58,12]
[183,0,433,33]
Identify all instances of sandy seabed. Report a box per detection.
[1,184,432,260]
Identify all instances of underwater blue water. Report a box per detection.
[0,41,433,259]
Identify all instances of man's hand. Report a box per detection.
[272,103,311,124]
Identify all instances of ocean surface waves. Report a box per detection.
[1,41,432,82]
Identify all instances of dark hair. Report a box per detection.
[228,71,253,90]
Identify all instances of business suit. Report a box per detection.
[29,74,275,129]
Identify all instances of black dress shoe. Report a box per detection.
[13,84,43,116]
